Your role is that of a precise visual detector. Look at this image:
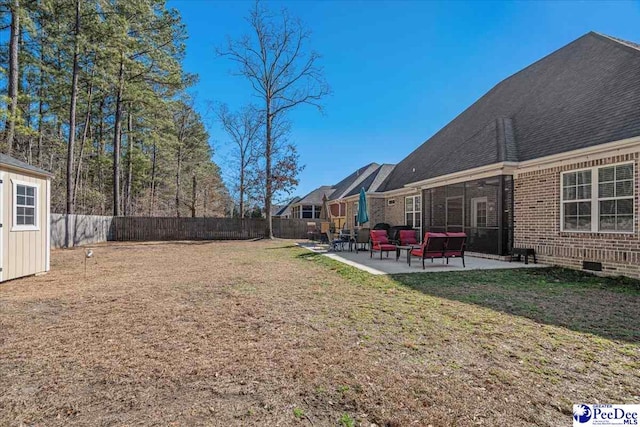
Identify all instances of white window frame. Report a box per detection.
[560,162,635,234]
[12,179,40,231]
[405,195,422,238]
[471,197,488,228]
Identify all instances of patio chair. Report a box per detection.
[389,225,414,244]
[339,229,354,251]
[307,222,318,241]
[408,232,448,269]
[354,228,370,252]
[370,229,396,259]
[326,230,346,251]
[444,232,467,267]
[398,229,419,246]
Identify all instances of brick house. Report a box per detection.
[326,163,395,230]
[346,32,640,278]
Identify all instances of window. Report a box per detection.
[354,201,359,226]
[13,181,38,230]
[405,195,422,233]
[598,164,634,232]
[562,170,592,231]
[561,163,635,233]
[471,197,488,228]
[302,205,314,219]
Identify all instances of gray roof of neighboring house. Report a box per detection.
[344,164,395,197]
[274,196,301,216]
[0,153,53,177]
[294,186,334,206]
[379,32,640,191]
[328,163,380,200]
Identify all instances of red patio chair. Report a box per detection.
[370,230,396,259]
[398,229,419,246]
[444,232,467,267]
[408,232,448,269]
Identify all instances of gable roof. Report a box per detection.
[0,153,53,177]
[328,163,379,200]
[379,32,640,191]
[274,196,301,216]
[293,186,334,206]
[344,164,395,197]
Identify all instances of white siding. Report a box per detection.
[1,167,50,281]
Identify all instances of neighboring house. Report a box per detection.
[0,154,52,282]
[289,186,334,219]
[361,32,640,278]
[272,197,301,219]
[327,163,395,230]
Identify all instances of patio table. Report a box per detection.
[396,245,419,263]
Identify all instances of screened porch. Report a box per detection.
[421,175,514,256]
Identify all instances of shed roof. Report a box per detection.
[0,153,53,177]
[379,32,640,191]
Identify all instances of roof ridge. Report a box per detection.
[333,163,379,200]
[591,32,640,53]
[368,164,395,192]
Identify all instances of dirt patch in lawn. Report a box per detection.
[1,240,639,426]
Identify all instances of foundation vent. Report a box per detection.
[582,261,603,272]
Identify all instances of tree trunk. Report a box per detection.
[5,0,20,154]
[112,55,125,216]
[175,144,182,217]
[265,105,273,238]
[239,161,245,219]
[73,72,93,208]
[97,96,106,215]
[149,141,156,216]
[65,0,81,248]
[191,174,197,218]
[125,108,133,216]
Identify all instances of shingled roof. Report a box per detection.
[274,196,301,216]
[343,164,395,197]
[328,163,379,200]
[294,186,335,206]
[0,153,53,177]
[379,32,640,191]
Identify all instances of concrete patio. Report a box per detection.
[298,242,546,275]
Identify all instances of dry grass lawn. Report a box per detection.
[1,240,639,426]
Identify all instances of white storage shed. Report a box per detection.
[0,153,52,282]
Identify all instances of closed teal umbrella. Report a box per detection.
[357,188,369,225]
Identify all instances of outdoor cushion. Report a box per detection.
[444,232,467,254]
[374,243,396,251]
[411,249,444,258]
[399,230,418,245]
[370,230,389,244]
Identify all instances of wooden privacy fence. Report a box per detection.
[111,217,319,241]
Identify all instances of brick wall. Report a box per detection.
[514,152,640,278]
[383,192,421,226]
[344,196,389,229]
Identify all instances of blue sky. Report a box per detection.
[168,0,640,201]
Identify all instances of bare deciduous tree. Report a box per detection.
[219,1,329,238]
[216,104,261,218]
